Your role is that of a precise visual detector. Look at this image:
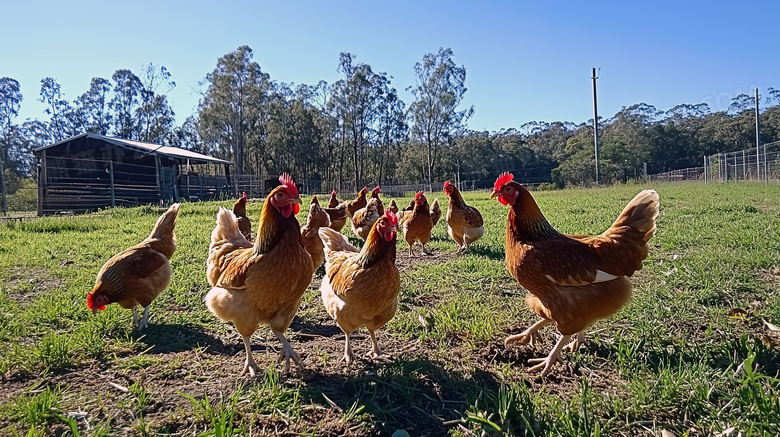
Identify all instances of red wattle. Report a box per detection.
[498,196,510,205]
[293,203,299,215]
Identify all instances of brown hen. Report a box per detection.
[492,172,659,376]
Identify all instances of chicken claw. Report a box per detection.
[527,333,572,377]
[273,330,305,375]
[504,318,551,348]
[563,331,585,353]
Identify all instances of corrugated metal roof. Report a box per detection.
[34,132,233,165]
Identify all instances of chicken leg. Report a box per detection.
[366,329,385,359]
[340,332,355,364]
[241,335,260,377]
[504,318,551,348]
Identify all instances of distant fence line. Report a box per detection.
[2,144,777,218]
[648,142,780,184]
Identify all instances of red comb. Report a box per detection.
[242,192,247,199]
[443,181,451,192]
[414,191,424,199]
[385,210,398,227]
[331,189,337,195]
[373,185,381,193]
[279,173,299,198]
[494,172,514,191]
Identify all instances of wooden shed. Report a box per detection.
[34,132,234,215]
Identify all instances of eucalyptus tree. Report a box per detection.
[137,64,176,144]
[329,52,388,189]
[78,77,112,135]
[39,77,81,141]
[199,45,271,176]
[373,87,407,184]
[408,48,474,183]
[0,77,22,212]
[264,83,322,181]
[110,69,143,139]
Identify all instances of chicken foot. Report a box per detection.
[504,318,551,348]
[241,335,260,377]
[563,331,585,353]
[527,333,572,377]
[273,330,305,375]
[366,329,386,359]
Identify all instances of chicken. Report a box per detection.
[319,211,400,364]
[323,203,349,232]
[443,181,484,251]
[351,197,382,240]
[369,185,385,216]
[388,199,399,215]
[206,174,314,377]
[87,203,180,331]
[301,197,331,271]
[344,186,369,218]
[327,190,340,208]
[429,198,442,228]
[401,191,434,256]
[233,192,252,241]
[491,172,659,376]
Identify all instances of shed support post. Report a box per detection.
[109,160,115,207]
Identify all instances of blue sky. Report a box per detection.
[3,1,778,133]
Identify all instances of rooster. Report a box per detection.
[351,197,382,241]
[301,196,331,271]
[233,192,251,241]
[327,190,340,208]
[206,174,314,377]
[87,203,179,331]
[491,172,659,376]
[402,191,434,256]
[444,181,484,251]
[319,211,400,364]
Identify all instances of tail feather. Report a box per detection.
[318,227,359,255]
[610,189,659,244]
[151,203,179,239]
[212,206,252,247]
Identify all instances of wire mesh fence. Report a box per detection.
[648,142,780,184]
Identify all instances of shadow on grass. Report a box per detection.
[138,323,234,355]
[463,244,505,261]
[301,357,512,436]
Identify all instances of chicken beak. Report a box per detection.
[290,197,303,205]
[490,189,500,199]
[92,307,98,316]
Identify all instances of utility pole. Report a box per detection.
[755,88,761,180]
[592,68,600,185]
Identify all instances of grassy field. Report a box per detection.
[0,182,778,436]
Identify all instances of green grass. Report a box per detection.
[0,182,779,435]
